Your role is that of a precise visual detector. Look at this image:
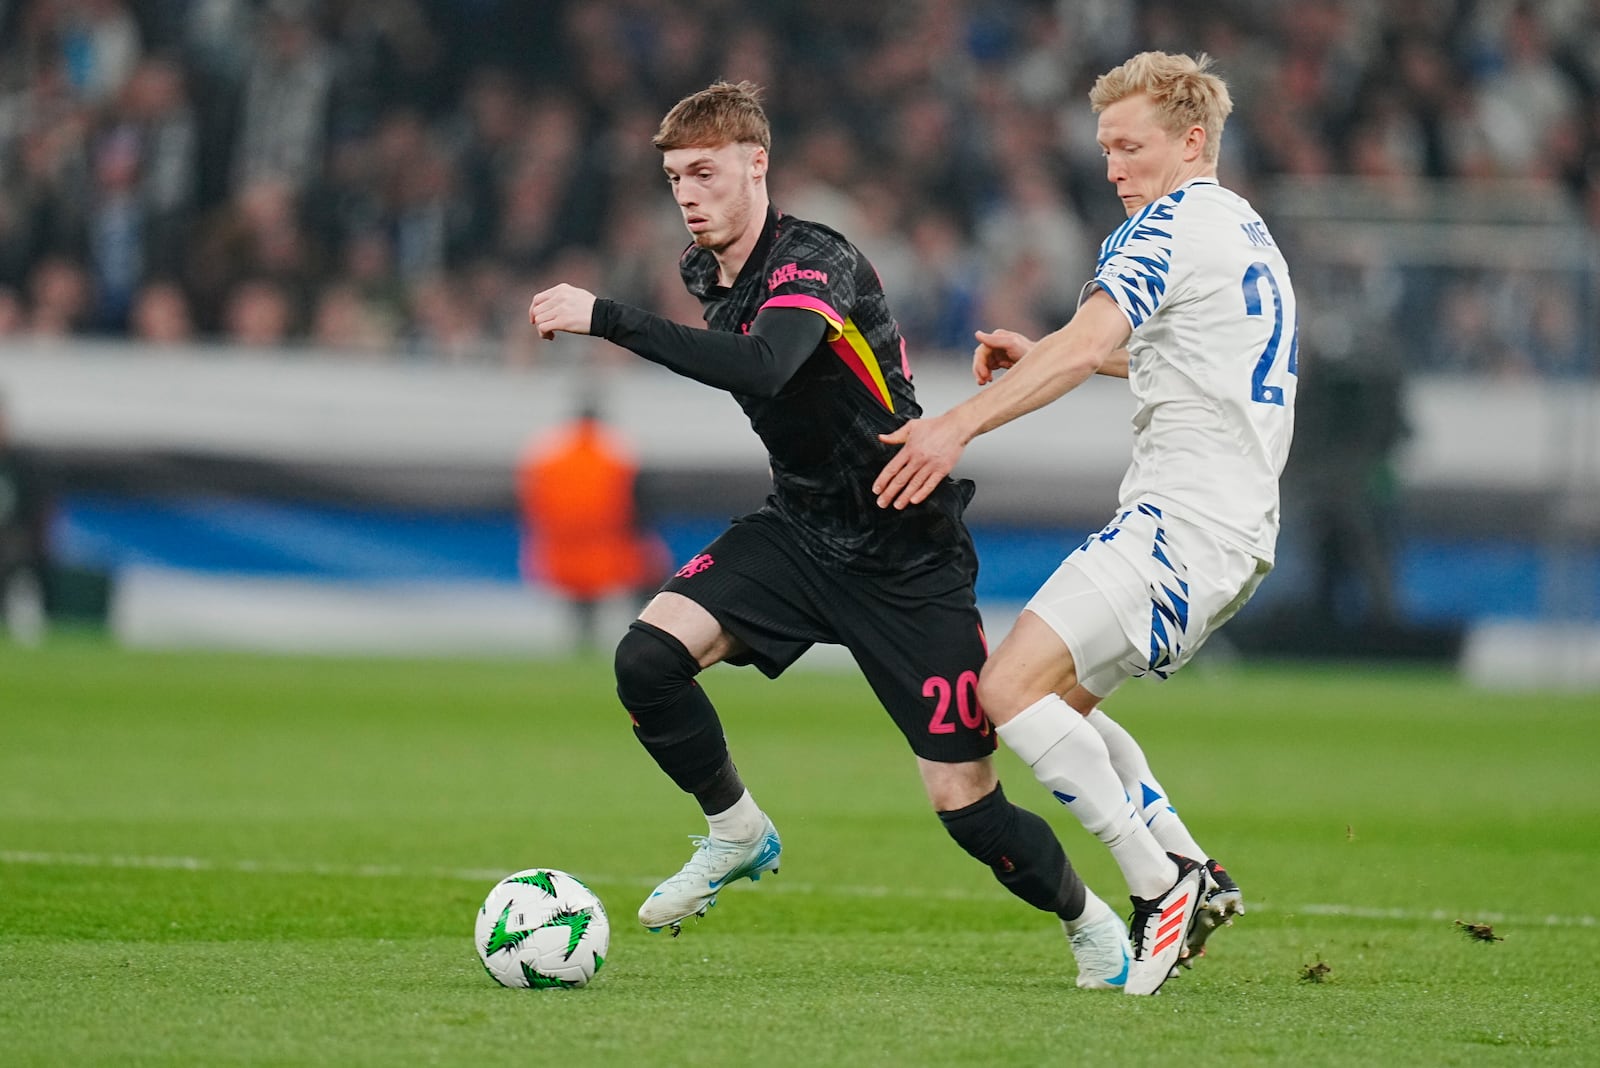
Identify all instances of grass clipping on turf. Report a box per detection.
[1455,920,1504,943]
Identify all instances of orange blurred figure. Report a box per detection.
[517,405,668,650]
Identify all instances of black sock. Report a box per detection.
[938,783,1087,921]
[614,620,746,815]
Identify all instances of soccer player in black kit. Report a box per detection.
[529,81,1132,990]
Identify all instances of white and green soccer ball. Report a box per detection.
[475,869,610,989]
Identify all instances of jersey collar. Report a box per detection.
[720,205,781,295]
[682,206,781,299]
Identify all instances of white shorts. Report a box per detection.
[1024,502,1271,699]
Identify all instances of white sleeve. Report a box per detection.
[1083,199,1193,331]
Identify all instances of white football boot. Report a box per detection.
[1065,895,1133,991]
[638,815,782,934]
[1124,854,1203,995]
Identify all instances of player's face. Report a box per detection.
[1097,94,1200,217]
[661,142,767,252]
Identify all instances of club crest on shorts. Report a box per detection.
[675,553,715,578]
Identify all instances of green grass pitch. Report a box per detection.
[2,640,1597,1065]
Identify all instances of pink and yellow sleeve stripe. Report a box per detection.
[761,294,894,412]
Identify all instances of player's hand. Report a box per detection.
[873,414,968,510]
[973,328,1034,385]
[528,283,597,341]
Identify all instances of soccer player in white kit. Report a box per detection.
[874,51,1297,995]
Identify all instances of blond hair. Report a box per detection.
[1090,52,1233,162]
[654,80,771,152]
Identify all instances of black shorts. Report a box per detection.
[661,511,996,763]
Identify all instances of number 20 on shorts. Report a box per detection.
[923,671,988,735]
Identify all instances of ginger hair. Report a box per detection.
[654,80,771,152]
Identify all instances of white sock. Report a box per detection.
[706,790,765,842]
[998,695,1176,899]
[1088,708,1207,862]
[1062,887,1116,934]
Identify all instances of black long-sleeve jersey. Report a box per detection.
[593,207,974,575]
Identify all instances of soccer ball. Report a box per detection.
[475,868,610,989]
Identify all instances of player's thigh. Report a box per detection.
[637,591,745,669]
[658,515,832,678]
[839,579,996,764]
[976,610,1091,723]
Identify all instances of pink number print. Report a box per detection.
[924,671,989,736]
[956,670,985,731]
[923,675,954,734]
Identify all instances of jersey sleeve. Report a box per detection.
[591,300,825,397]
[1084,197,1191,332]
[756,231,859,341]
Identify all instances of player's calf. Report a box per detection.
[938,783,1089,919]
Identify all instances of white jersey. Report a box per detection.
[1086,178,1298,562]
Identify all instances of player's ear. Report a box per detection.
[1184,125,1206,163]
[748,146,768,181]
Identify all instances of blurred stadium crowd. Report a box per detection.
[0,0,1595,370]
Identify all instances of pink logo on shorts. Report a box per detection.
[675,553,715,578]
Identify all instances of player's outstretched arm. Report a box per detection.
[976,327,1130,382]
[873,290,1131,509]
[531,282,825,397]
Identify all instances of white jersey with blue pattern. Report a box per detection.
[1086,177,1298,562]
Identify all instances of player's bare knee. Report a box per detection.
[975,668,1033,725]
[919,758,996,811]
[978,645,1080,725]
